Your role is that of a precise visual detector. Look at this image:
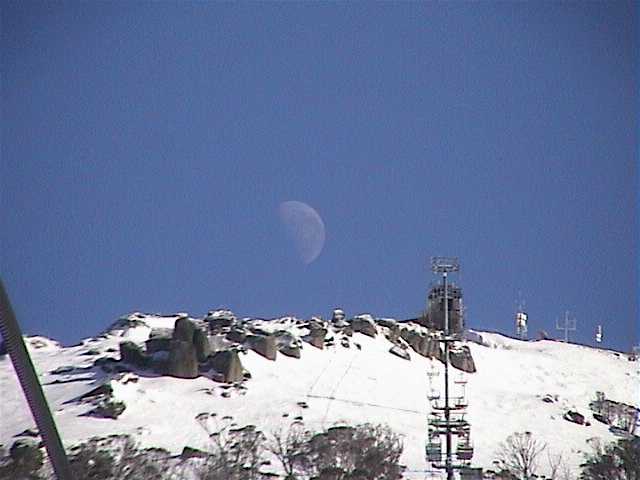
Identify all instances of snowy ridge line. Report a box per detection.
[466,327,636,355]
[0,310,638,478]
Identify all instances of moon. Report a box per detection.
[278,200,326,264]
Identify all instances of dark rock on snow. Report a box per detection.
[389,345,411,361]
[167,340,199,379]
[303,325,328,350]
[119,341,150,368]
[9,438,43,471]
[209,350,244,383]
[449,346,477,373]
[350,316,377,337]
[247,334,277,361]
[564,410,586,425]
[193,328,211,363]
[280,345,301,359]
[88,399,126,419]
[173,316,196,342]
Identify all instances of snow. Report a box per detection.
[0,313,637,479]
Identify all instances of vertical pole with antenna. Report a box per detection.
[556,310,577,343]
[443,270,452,480]
[430,257,459,480]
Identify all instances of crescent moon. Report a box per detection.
[278,201,326,264]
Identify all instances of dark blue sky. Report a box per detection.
[2,2,638,351]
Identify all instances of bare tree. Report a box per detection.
[267,421,310,480]
[496,431,547,480]
[547,450,575,480]
[299,423,404,480]
[195,415,267,480]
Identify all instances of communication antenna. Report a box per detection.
[595,325,603,343]
[515,292,528,340]
[426,257,473,480]
[555,311,577,343]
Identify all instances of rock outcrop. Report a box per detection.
[389,345,410,361]
[449,345,476,373]
[205,310,237,332]
[166,317,200,378]
[145,329,172,354]
[209,350,244,383]
[193,328,210,362]
[304,325,327,349]
[167,339,198,379]
[247,334,277,361]
[350,315,377,337]
[9,438,43,473]
[119,341,150,368]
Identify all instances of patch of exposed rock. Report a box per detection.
[208,350,244,383]
[350,314,378,337]
[389,345,411,361]
[246,334,277,361]
[449,345,476,373]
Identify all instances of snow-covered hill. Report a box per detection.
[1,312,637,478]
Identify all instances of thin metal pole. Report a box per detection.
[443,272,453,480]
[0,280,73,479]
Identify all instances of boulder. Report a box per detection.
[181,446,211,460]
[193,328,210,362]
[14,428,39,439]
[331,308,346,323]
[9,438,43,472]
[280,345,301,359]
[274,331,297,348]
[209,350,244,383]
[205,310,237,331]
[88,399,126,419]
[167,340,198,379]
[425,337,443,360]
[538,330,551,340]
[119,341,150,368]
[382,321,400,343]
[173,317,196,342]
[350,316,377,337]
[564,410,586,425]
[247,334,277,361]
[449,346,476,373]
[402,330,429,357]
[304,327,327,350]
[226,329,247,344]
[389,345,411,361]
[209,334,234,353]
[150,350,170,373]
[145,337,172,354]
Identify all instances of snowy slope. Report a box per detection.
[0,313,637,478]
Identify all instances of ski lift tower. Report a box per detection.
[426,257,474,480]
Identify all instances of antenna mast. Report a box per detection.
[426,257,474,480]
[555,311,577,343]
[515,292,528,340]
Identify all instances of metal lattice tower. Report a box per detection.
[425,257,474,480]
[556,311,577,342]
[515,293,528,340]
